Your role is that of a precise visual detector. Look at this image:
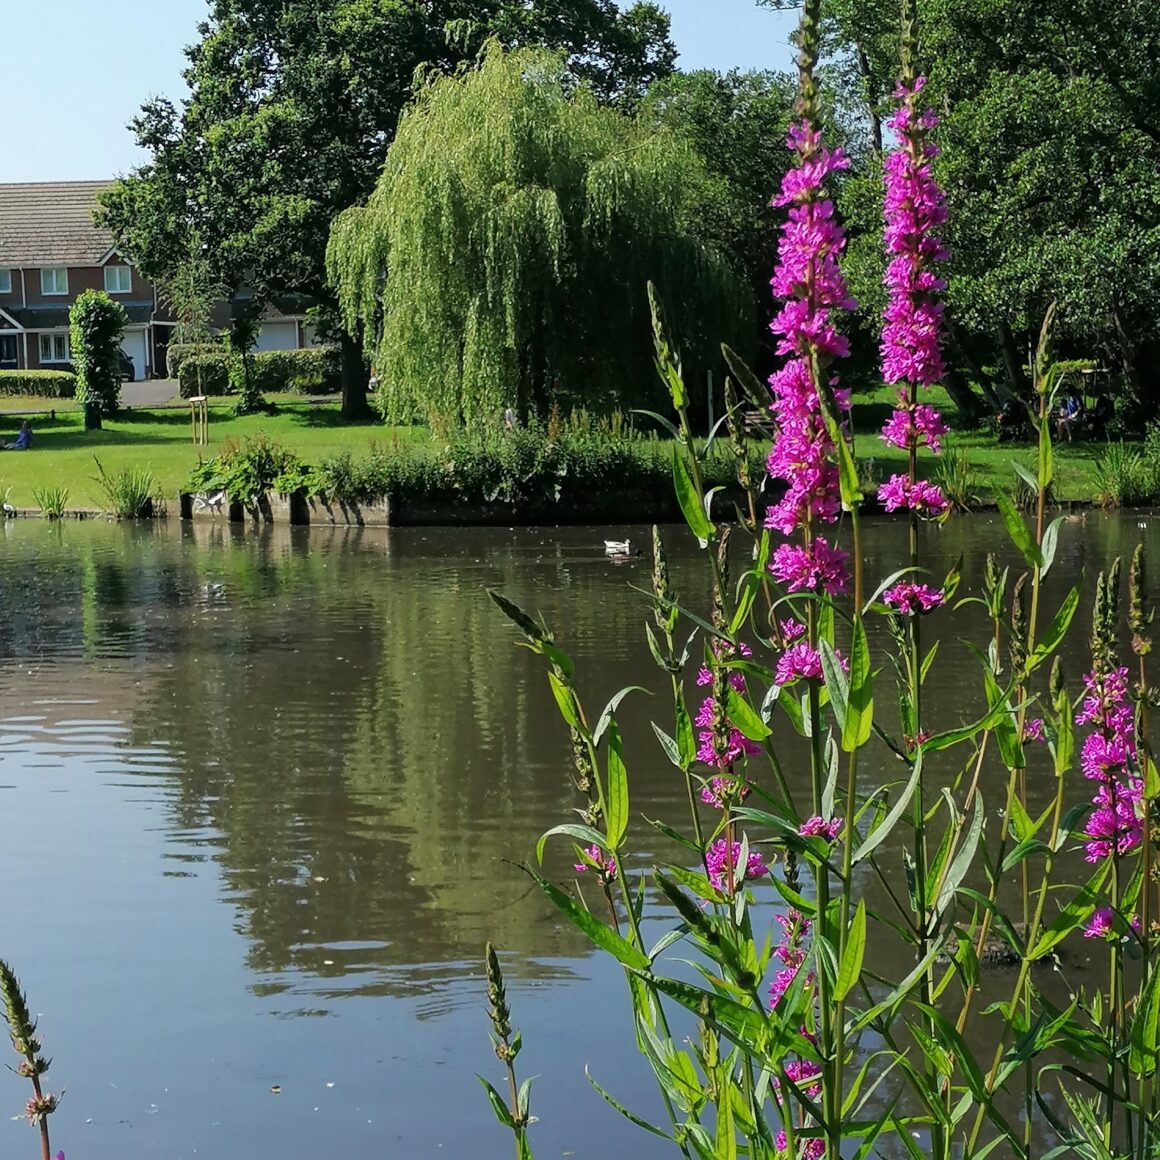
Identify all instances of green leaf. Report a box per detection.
[1040,516,1065,578]
[594,686,647,747]
[651,722,682,769]
[547,671,580,729]
[995,490,1042,570]
[935,794,983,917]
[725,687,772,741]
[478,1077,516,1128]
[1028,862,1110,959]
[536,823,608,864]
[675,688,696,766]
[605,723,629,849]
[488,588,548,643]
[819,641,849,733]
[835,899,867,1002]
[586,1068,674,1140]
[1129,963,1160,1075]
[920,640,940,683]
[527,866,649,969]
[1029,584,1081,671]
[842,618,873,752]
[721,343,769,412]
[672,448,714,546]
[853,753,922,864]
[1012,461,1039,493]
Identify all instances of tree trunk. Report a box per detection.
[943,366,985,425]
[946,314,1002,412]
[340,330,372,421]
[998,322,1030,399]
[1111,304,1148,424]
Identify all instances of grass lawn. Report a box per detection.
[0,401,424,509]
[849,384,1115,502]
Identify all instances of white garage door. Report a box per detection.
[254,322,298,352]
[120,329,148,381]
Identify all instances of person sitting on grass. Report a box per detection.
[1,421,32,451]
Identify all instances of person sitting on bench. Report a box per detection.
[2,422,32,451]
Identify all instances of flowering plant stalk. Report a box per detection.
[0,959,63,1160]
[484,2,1160,1157]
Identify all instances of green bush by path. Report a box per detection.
[176,347,341,398]
[0,370,76,398]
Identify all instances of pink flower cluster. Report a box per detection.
[775,641,848,688]
[1076,666,1144,870]
[881,78,949,390]
[695,640,762,771]
[764,119,855,588]
[705,838,769,893]
[574,844,617,881]
[771,537,849,595]
[883,581,945,615]
[700,775,750,810]
[1022,718,1045,743]
[798,815,843,841]
[880,396,948,454]
[878,473,948,517]
[775,1131,825,1160]
[769,910,812,1009]
[1084,908,1141,940]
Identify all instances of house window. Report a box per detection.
[104,265,132,294]
[40,268,68,296]
[0,270,10,294]
[39,334,70,363]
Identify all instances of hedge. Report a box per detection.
[177,347,341,398]
[0,370,77,398]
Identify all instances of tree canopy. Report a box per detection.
[328,43,744,428]
[97,0,676,419]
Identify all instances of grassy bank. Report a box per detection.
[0,403,419,508]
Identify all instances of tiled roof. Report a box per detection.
[0,181,115,267]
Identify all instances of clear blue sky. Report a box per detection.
[7,0,797,183]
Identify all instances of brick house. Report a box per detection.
[0,181,313,378]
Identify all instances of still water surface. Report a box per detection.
[0,514,1148,1158]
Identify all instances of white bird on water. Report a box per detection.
[604,539,633,557]
[1,502,15,518]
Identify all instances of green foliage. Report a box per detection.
[93,457,155,519]
[0,370,76,398]
[31,485,69,518]
[328,43,744,429]
[177,348,341,398]
[97,0,676,421]
[69,291,128,417]
[316,420,758,513]
[1095,441,1157,508]
[186,435,322,505]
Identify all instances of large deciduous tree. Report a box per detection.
[328,44,744,428]
[97,0,676,421]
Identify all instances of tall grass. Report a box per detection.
[1094,442,1154,507]
[93,457,155,519]
[31,485,68,519]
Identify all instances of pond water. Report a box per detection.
[0,513,1149,1159]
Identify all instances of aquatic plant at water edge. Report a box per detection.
[31,486,69,519]
[0,959,63,1160]
[485,2,1160,1155]
[93,457,155,519]
[480,944,534,1160]
[1094,442,1155,508]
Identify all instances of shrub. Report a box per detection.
[178,347,340,398]
[1095,442,1155,507]
[177,351,231,398]
[167,341,225,380]
[70,290,127,417]
[934,447,979,512]
[0,370,76,398]
[186,435,318,504]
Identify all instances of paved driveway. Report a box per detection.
[122,378,180,407]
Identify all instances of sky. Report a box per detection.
[7,0,797,183]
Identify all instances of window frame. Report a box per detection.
[0,270,10,294]
[40,268,68,296]
[38,333,70,364]
[103,265,132,294]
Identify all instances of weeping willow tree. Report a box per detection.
[328,43,746,428]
